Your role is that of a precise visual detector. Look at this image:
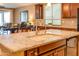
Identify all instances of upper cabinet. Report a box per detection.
[35,4,43,19]
[62,3,71,18]
[70,3,78,18]
[62,3,79,18]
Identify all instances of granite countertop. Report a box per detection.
[46,29,79,38]
[0,29,79,53]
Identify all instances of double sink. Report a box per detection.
[28,30,64,42]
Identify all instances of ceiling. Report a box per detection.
[0,3,34,8]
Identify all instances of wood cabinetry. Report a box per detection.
[25,48,38,56]
[35,4,43,19]
[55,46,65,56]
[62,3,79,18]
[40,49,55,56]
[40,46,66,56]
[70,3,79,18]
[62,3,71,18]
[25,40,66,56]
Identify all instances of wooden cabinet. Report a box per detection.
[26,40,66,56]
[35,4,43,19]
[41,46,66,56]
[40,50,55,56]
[55,46,65,56]
[38,39,66,55]
[70,3,79,18]
[62,3,71,18]
[62,3,79,18]
[25,48,38,56]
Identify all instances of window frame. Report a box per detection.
[44,4,62,26]
[0,11,11,26]
[0,11,4,26]
[20,10,29,22]
[4,11,11,24]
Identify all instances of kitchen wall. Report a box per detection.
[59,18,77,29]
[14,4,77,29]
[14,4,35,23]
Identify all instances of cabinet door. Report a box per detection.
[62,3,79,18]
[55,46,66,56]
[70,3,79,18]
[56,49,65,56]
[40,46,66,56]
[62,3,71,18]
[35,4,43,19]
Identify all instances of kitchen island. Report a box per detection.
[0,29,79,56]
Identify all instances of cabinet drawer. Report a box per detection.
[40,49,55,56]
[38,40,66,54]
[40,46,66,56]
[26,48,38,56]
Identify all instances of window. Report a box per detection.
[44,4,61,25]
[44,6,52,19]
[0,12,3,26]
[4,11,11,23]
[20,11,28,22]
[0,11,11,26]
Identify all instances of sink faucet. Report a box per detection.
[35,20,38,35]
[35,19,47,35]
